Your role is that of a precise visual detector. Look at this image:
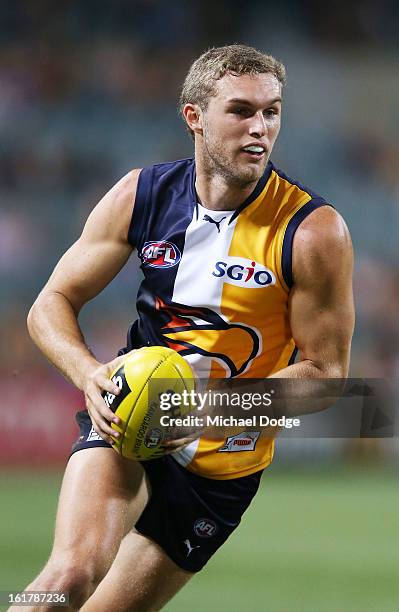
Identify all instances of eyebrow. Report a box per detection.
[226,97,282,106]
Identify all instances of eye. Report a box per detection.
[231,107,252,117]
[263,108,278,118]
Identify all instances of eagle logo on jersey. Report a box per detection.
[153,297,261,377]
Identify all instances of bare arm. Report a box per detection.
[260,205,355,419]
[27,169,141,442]
[209,206,354,435]
[271,206,355,380]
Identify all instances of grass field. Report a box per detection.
[1,465,399,611]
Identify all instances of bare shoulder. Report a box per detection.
[37,168,143,309]
[292,206,353,286]
[82,168,142,244]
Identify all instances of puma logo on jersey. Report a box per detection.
[203,214,226,233]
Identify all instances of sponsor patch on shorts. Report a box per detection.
[218,431,260,452]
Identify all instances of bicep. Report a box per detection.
[44,235,132,311]
[289,207,355,376]
[39,169,140,311]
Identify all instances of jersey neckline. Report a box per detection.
[189,159,273,225]
[196,201,236,217]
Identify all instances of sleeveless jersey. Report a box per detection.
[125,157,328,479]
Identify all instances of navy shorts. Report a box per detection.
[71,410,263,572]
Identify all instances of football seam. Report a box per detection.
[119,350,179,450]
[169,357,194,400]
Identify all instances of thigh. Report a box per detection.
[49,447,150,574]
[136,455,263,572]
[79,456,262,611]
[81,530,193,612]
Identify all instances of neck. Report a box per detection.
[194,147,258,211]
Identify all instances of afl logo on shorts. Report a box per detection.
[141,241,181,268]
[194,518,218,538]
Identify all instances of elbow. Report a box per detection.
[317,347,351,380]
[330,351,351,379]
[309,359,348,380]
[309,358,349,397]
[27,298,41,340]
[321,361,350,399]
[328,363,349,379]
[27,291,50,340]
[330,366,348,397]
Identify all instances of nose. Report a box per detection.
[249,111,266,138]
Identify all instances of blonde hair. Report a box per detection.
[179,44,286,137]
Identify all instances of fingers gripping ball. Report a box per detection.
[103,347,195,460]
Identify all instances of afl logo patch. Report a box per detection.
[144,428,163,448]
[194,518,218,538]
[141,241,181,268]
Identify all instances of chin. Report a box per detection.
[236,164,265,184]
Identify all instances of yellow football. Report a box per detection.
[103,346,195,460]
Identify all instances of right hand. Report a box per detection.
[82,354,128,444]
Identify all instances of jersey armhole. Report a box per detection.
[279,198,331,291]
[127,166,153,249]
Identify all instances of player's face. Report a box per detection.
[201,73,282,185]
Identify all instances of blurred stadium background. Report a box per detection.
[1,1,398,610]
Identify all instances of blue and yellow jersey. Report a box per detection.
[126,158,328,479]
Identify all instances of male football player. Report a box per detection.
[16,44,354,611]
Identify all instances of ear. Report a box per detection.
[182,103,203,135]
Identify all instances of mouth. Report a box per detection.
[240,145,266,160]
